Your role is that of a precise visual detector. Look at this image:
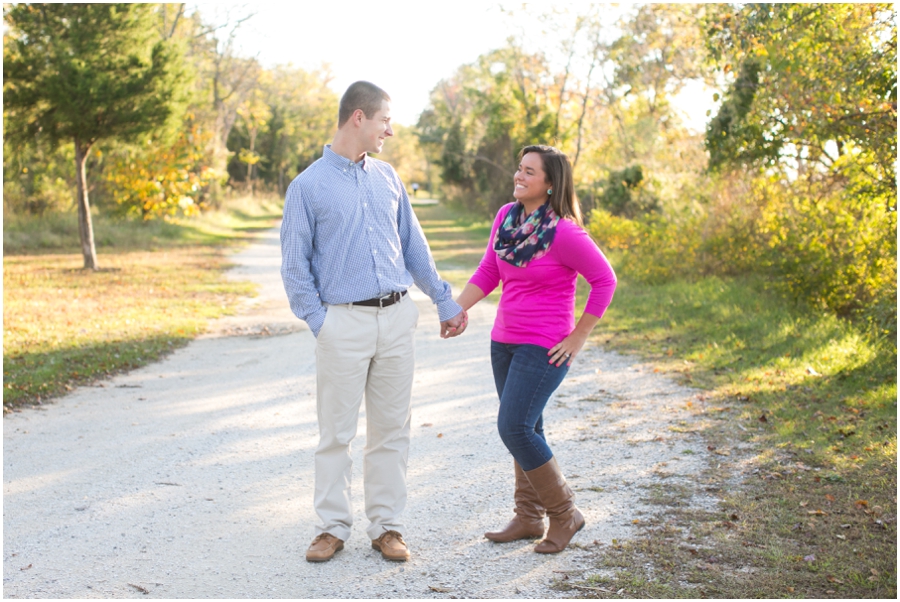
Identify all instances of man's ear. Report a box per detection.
[351,108,366,127]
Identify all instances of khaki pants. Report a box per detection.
[313,294,419,542]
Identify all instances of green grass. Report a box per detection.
[595,276,896,471]
[568,269,896,598]
[414,203,497,300]
[417,202,896,598]
[3,195,283,410]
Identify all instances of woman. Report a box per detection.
[455,145,617,554]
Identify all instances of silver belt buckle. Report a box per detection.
[378,292,394,308]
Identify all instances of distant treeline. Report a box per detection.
[417,4,895,337]
[3,4,896,338]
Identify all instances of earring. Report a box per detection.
[547,188,553,195]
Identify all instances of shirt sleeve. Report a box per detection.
[468,205,510,296]
[395,174,463,321]
[554,221,618,319]
[280,179,328,336]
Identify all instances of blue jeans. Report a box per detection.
[491,341,570,471]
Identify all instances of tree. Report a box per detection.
[705,3,896,198]
[188,5,260,193]
[225,64,337,194]
[418,44,559,214]
[235,84,272,197]
[704,3,897,322]
[4,4,187,269]
[375,124,430,192]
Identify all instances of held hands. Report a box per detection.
[440,309,468,339]
[548,330,589,366]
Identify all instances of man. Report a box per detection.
[281,81,467,563]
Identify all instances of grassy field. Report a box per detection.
[415,202,896,598]
[3,196,283,411]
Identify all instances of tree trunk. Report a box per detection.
[74,141,99,270]
[247,127,258,198]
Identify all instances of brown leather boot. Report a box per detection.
[524,456,585,554]
[485,461,546,542]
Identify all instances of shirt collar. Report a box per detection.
[323,144,370,172]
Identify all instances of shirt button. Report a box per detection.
[363,203,367,207]
[373,250,378,255]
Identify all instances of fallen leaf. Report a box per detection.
[870,568,880,576]
[632,519,640,524]
[800,501,809,507]
[421,423,433,427]
[825,494,835,502]
[429,586,452,593]
[807,509,827,516]
[835,534,846,540]
[806,366,820,376]
[436,433,443,438]
[128,583,150,594]
[826,575,844,584]
[855,500,868,508]
[826,590,835,594]
[786,587,795,593]
[758,414,768,423]
[20,564,32,571]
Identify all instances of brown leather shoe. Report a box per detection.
[485,461,545,542]
[371,530,410,562]
[305,533,344,562]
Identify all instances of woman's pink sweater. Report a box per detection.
[468,203,617,349]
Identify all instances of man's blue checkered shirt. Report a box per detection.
[281,145,462,336]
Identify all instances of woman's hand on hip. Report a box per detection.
[548,330,589,367]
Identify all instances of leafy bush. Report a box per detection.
[598,164,660,218]
[588,171,897,342]
[754,173,896,333]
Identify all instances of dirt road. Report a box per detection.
[4,226,714,598]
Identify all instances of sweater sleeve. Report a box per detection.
[554,220,617,319]
[467,204,512,296]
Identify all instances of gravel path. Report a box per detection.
[4,227,716,598]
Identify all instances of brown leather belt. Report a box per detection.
[353,290,407,308]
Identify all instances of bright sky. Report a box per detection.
[192,1,714,131]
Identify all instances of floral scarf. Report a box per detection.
[493,202,560,267]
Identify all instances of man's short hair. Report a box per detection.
[338,81,391,127]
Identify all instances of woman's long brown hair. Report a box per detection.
[518,145,583,226]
